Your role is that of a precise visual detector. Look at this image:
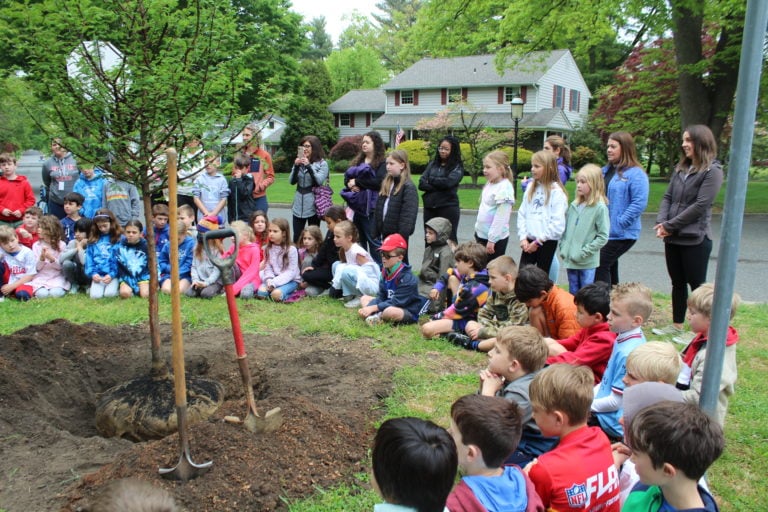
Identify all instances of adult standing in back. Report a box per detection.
[239,123,274,213]
[595,132,649,285]
[289,135,329,243]
[653,125,723,335]
[419,135,464,244]
[42,138,79,219]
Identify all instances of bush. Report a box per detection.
[396,139,431,173]
[272,154,291,174]
[330,159,350,173]
[571,146,600,169]
[329,135,362,160]
[496,147,533,175]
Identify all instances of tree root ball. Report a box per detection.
[95,375,224,442]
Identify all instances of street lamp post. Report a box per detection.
[510,96,525,192]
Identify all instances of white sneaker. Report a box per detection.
[365,313,382,326]
[344,297,362,308]
[651,325,684,336]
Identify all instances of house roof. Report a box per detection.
[382,50,570,89]
[370,108,573,131]
[328,89,387,113]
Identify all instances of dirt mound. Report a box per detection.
[0,320,394,511]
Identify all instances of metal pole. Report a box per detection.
[512,119,520,192]
[699,0,768,419]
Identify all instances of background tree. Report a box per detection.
[325,46,389,100]
[279,60,338,160]
[372,0,423,73]
[338,13,380,50]
[0,0,250,376]
[302,17,333,60]
[0,75,52,151]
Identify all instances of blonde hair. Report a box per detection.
[496,326,547,373]
[486,255,518,278]
[39,214,63,247]
[380,149,414,197]
[530,364,594,425]
[574,164,608,207]
[230,220,254,244]
[687,282,740,320]
[611,282,653,322]
[333,220,358,262]
[527,150,567,204]
[483,150,513,182]
[626,341,682,385]
[0,225,16,243]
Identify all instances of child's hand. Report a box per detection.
[92,274,102,283]
[485,241,495,254]
[18,228,30,239]
[302,266,314,273]
[102,275,112,284]
[1,284,11,295]
[522,458,537,475]
[429,289,439,300]
[611,442,631,468]
[232,168,242,178]
[465,325,480,339]
[359,305,377,319]
[479,369,503,396]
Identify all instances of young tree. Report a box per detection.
[1,0,250,376]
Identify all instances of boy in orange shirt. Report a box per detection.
[514,264,580,339]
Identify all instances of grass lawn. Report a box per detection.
[0,293,764,510]
[265,171,768,214]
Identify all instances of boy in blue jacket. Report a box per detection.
[358,234,427,326]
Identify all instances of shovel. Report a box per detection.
[160,147,212,481]
[204,229,283,433]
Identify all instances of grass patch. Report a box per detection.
[0,295,764,510]
[265,171,768,213]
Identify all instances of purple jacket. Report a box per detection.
[341,163,378,215]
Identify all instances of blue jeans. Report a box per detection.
[567,268,596,295]
[253,196,269,214]
[257,280,298,302]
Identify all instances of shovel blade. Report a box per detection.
[243,407,283,434]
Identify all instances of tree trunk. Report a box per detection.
[142,188,167,378]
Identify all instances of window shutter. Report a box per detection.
[334,114,339,128]
[441,88,447,105]
[350,114,355,128]
[498,87,504,104]
[366,113,371,126]
[462,88,468,101]
[395,91,400,106]
[552,87,556,108]
[521,86,527,103]
[414,90,419,106]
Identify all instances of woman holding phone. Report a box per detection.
[289,135,329,243]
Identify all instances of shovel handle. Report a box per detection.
[203,229,238,286]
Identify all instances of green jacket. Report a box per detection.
[559,201,609,270]
[623,483,719,512]
[477,288,529,339]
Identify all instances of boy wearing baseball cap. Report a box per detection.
[358,234,428,326]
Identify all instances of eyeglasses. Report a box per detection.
[301,144,312,148]
[382,253,398,259]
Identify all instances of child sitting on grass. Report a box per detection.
[0,224,36,301]
[371,417,457,512]
[480,325,558,467]
[590,282,652,442]
[358,234,426,326]
[623,401,723,512]
[421,241,490,340]
[446,394,544,512]
[418,217,455,314]
[676,282,740,426]
[514,265,580,340]
[544,282,616,383]
[447,255,528,352]
[526,364,620,511]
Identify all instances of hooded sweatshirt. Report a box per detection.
[418,217,455,296]
[42,152,79,206]
[73,168,105,218]
[676,326,738,426]
[0,174,35,222]
[622,483,719,512]
[446,465,545,512]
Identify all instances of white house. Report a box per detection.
[225,115,287,156]
[329,50,591,145]
[327,89,389,142]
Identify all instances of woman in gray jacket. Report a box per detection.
[653,125,724,333]
[289,135,329,243]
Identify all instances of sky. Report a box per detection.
[289,0,381,45]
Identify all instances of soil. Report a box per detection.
[0,319,407,511]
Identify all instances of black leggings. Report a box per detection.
[293,215,320,244]
[665,239,713,324]
[519,239,558,274]
[423,205,460,244]
[475,235,509,264]
[595,239,637,286]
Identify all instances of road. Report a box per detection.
[17,150,768,302]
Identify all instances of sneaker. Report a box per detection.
[344,297,362,308]
[305,285,323,297]
[0,295,4,302]
[651,325,684,336]
[365,313,382,326]
[328,287,343,299]
[672,331,696,345]
[69,284,79,294]
[341,294,355,302]
[446,332,471,347]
